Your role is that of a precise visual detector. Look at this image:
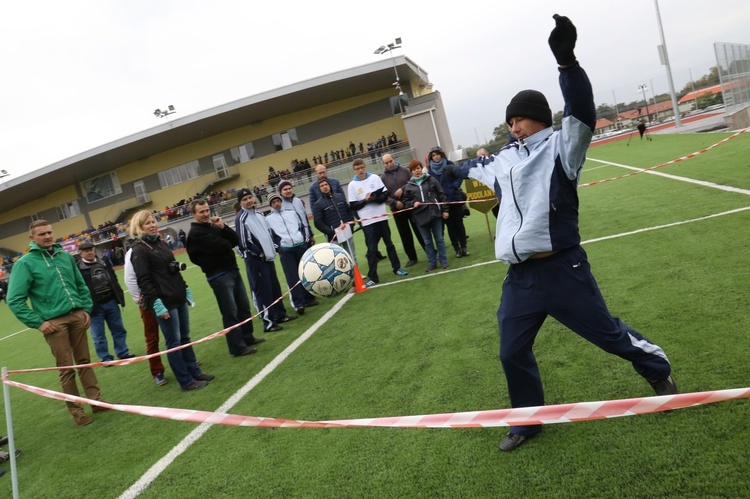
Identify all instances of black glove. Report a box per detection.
[548,14,577,66]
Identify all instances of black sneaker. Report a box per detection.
[279,315,298,323]
[295,307,306,315]
[265,324,283,332]
[181,380,209,392]
[195,373,215,382]
[648,375,678,396]
[499,432,531,452]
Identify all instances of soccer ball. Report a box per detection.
[298,243,354,298]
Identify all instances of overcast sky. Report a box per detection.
[2,0,748,179]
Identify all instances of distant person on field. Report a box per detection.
[637,120,647,140]
[458,14,676,452]
[7,220,107,426]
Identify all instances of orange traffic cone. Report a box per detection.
[353,264,367,293]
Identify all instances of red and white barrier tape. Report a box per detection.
[5,281,301,375]
[580,127,749,188]
[1,374,747,427]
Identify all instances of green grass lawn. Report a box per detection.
[2,132,749,497]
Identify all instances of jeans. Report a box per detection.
[208,269,256,355]
[417,218,448,267]
[89,299,130,361]
[155,302,202,388]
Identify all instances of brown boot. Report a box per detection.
[73,413,93,426]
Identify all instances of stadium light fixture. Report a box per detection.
[374,38,404,113]
[154,105,176,119]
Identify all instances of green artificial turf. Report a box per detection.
[1,132,749,497]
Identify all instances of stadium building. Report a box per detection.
[0,56,454,259]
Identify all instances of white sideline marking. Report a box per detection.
[0,328,30,342]
[119,291,354,499]
[587,157,750,196]
[123,197,750,496]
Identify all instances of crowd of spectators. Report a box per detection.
[0,132,408,268]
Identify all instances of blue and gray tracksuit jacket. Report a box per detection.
[459,63,596,264]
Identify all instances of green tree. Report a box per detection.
[596,103,616,120]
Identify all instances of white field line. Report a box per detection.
[121,201,750,497]
[119,290,354,499]
[0,327,31,342]
[117,157,749,496]
[587,157,750,196]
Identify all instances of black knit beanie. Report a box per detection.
[505,89,552,127]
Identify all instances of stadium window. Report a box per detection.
[158,160,200,188]
[272,128,298,151]
[56,200,81,221]
[83,172,122,203]
[238,141,255,162]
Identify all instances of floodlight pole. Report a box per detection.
[375,40,404,114]
[654,0,682,127]
[638,84,651,123]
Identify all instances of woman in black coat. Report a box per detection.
[401,160,450,272]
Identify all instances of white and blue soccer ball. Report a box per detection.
[298,243,354,298]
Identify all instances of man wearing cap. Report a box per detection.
[277,179,315,248]
[186,198,265,356]
[308,164,346,207]
[266,193,319,315]
[76,241,134,363]
[7,221,106,426]
[235,188,297,332]
[380,153,424,268]
[460,14,676,451]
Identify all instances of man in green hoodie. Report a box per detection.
[7,221,105,426]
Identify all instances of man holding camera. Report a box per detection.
[186,199,265,356]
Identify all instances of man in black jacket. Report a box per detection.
[77,242,134,362]
[186,199,265,357]
[312,178,357,261]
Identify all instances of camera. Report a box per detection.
[168,261,187,274]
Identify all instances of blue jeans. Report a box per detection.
[208,269,256,355]
[156,302,202,388]
[89,299,130,361]
[417,218,448,268]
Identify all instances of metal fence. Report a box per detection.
[714,42,750,110]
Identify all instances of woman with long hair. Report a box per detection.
[129,210,213,392]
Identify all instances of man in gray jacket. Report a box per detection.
[461,14,676,452]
